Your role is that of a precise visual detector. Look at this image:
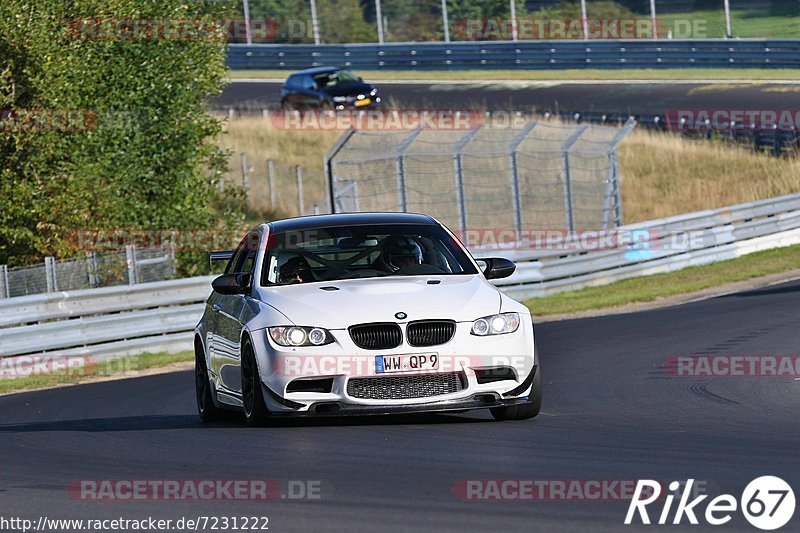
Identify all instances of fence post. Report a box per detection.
[561,125,589,232]
[605,118,636,227]
[295,165,304,216]
[44,256,57,293]
[267,158,276,211]
[509,122,536,241]
[125,244,138,285]
[168,240,177,278]
[87,252,98,288]
[324,127,357,214]
[241,152,250,190]
[0,264,8,298]
[453,126,482,238]
[395,128,423,212]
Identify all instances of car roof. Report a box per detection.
[266,212,437,233]
[288,66,347,76]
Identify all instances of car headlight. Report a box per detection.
[268,326,334,347]
[471,312,520,336]
[332,96,348,103]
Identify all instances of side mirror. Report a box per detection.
[481,258,516,280]
[212,272,252,295]
[307,83,317,91]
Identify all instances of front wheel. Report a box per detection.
[491,366,542,421]
[241,338,270,426]
[196,340,222,422]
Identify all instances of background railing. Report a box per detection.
[227,40,800,70]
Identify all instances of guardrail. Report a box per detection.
[0,277,214,366]
[228,40,800,71]
[475,192,800,299]
[2,192,800,366]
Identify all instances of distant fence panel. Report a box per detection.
[228,40,800,71]
[0,245,176,300]
[326,120,636,237]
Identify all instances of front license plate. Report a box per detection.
[376,353,438,374]
[355,98,371,107]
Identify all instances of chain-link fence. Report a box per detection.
[235,0,800,44]
[0,245,176,299]
[326,119,636,237]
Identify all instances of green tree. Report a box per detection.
[0,0,242,274]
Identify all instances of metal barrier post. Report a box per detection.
[324,127,356,213]
[509,122,536,240]
[267,158,276,211]
[395,128,423,212]
[241,153,250,190]
[44,256,57,293]
[453,126,482,237]
[561,125,589,232]
[87,252,98,288]
[295,165,304,216]
[125,245,138,285]
[0,265,8,298]
[605,118,637,227]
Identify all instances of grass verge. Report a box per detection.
[525,243,800,316]
[0,351,193,395]
[228,69,800,82]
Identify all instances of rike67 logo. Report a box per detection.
[625,477,795,530]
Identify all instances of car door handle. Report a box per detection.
[212,304,221,312]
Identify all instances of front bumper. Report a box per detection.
[262,364,537,417]
[251,320,537,416]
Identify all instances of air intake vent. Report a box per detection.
[349,323,402,350]
[347,372,465,400]
[407,320,456,347]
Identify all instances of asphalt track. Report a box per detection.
[216,80,800,115]
[1,279,799,532]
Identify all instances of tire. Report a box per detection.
[195,339,222,422]
[241,338,270,426]
[491,366,542,421]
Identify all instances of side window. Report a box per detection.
[225,231,260,274]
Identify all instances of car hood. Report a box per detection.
[324,82,374,97]
[256,275,500,329]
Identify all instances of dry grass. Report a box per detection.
[220,116,800,224]
[619,130,800,222]
[217,115,341,219]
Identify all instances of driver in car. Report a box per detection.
[377,236,427,274]
[279,256,314,284]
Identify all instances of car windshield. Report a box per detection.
[313,69,360,89]
[262,224,478,286]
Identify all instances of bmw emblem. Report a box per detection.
[395,312,407,320]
